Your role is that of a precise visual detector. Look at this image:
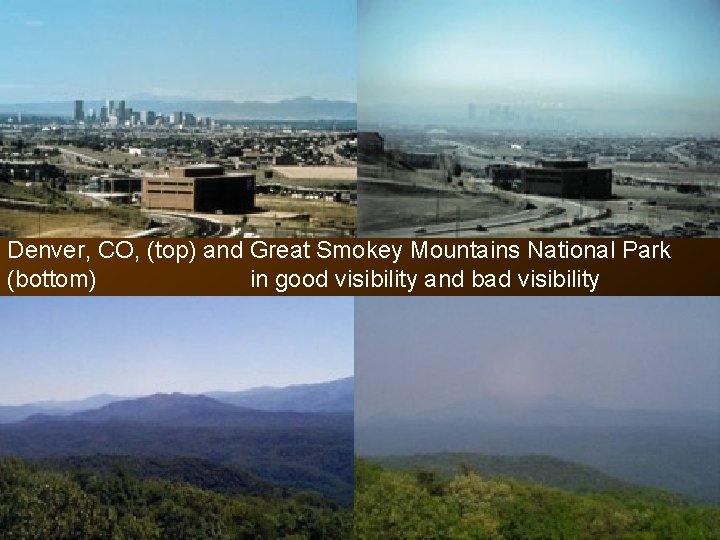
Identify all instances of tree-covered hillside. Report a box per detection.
[35,455,283,498]
[0,458,351,539]
[354,459,720,539]
[0,396,354,505]
[372,453,685,503]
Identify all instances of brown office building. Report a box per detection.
[142,165,255,213]
[522,160,612,199]
[489,160,612,199]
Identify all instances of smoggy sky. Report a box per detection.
[0,0,356,103]
[356,297,720,419]
[359,0,720,130]
[0,297,353,405]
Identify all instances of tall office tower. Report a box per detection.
[183,112,196,127]
[88,108,96,121]
[100,106,109,123]
[74,100,84,121]
[117,100,126,123]
[141,110,156,125]
[126,108,133,124]
[107,99,115,115]
[173,111,183,125]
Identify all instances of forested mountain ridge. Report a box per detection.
[0,394,354,505]
[354,458,720,539]
[0,458,351,539]
[358,415,720,503]
[371,452,686,503]
[35,455,283,498]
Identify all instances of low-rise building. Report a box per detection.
[489,160,612,199]
[141,164,255,213]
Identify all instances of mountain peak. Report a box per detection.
[63,393,239,424]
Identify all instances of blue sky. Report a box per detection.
[359,0,720,127]
[0,297,353,404]
[357,297,720,417]
[0,0,357,103]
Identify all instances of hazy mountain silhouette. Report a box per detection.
[208,376,354,412]
[21,393,350,429]
[0,393,127,424]
[0,377,354,423]
[357,396,720,503]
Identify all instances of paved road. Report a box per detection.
[38,145,105,168]
[133,211,231,238]
[361,178,599,238]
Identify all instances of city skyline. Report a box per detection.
[0,0,357,103]
[359,0,720,133]
[0,297,354,405]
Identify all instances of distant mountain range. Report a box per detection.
[22,392,350,429]
[0,390,354,504]
[0,96,357,120]
[0,394,128,424]
[207,376,353,413]
[382,394,720,431]
[0,376,353,423]
[0,378,354,504]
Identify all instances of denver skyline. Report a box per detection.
[359,0,720,133]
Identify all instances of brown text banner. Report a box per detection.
[1,238,717,296]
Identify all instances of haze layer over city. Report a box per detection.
[359,0,719,133]
[358,0,720,238]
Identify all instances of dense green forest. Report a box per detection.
[0,414,353,504]
[354,458,720,539]
[35,455,286,498]
[0,457,351,539]
[372,453,687,503]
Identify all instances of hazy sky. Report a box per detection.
[359,0,720,125]
[0,0,356,103]
[0,297,353,405]
[356,297,720,419]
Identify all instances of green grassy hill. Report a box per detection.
[355,458,720,539]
